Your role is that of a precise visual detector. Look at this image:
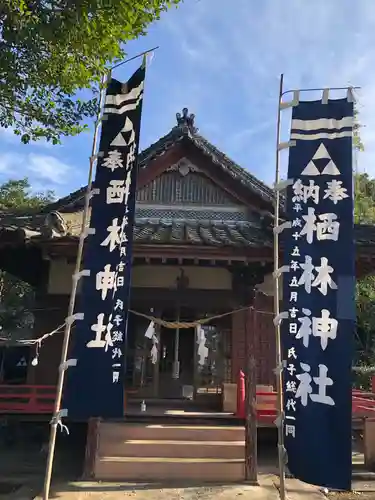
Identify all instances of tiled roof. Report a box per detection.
[0,209,272,248]
[0,209,374,252]
[133,219,272,247]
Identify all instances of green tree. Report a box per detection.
[0,178,54,339]
[0,178,55,211]
[354,173,375,224]
[353,107,364,152]
[355,274,375,388]
[353,103,375,387]
[0,0,181,144]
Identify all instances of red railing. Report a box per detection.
[1,384,375,421]
[0,385,55,414]
[255,392,277,424]
[352,394,375,418]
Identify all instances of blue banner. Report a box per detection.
[282,97,354,490]
[64,64,146,419]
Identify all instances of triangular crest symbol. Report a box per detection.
[312,143,331,161]
[300,142,340,176]
[111,131,127,147]
[17,357,27,367]
[110,117,135,147]
[321,160,340,176]
[300,161,320,176]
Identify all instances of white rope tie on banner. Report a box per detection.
[65,313,84,326]
[146,51,155,66]
[347,87,354,103]
[50,409,69,435]
[278,140,296,150]
[90,188,100,199]
[273,311,289,326]
[273,360,287,376]
[274,414,283,428]
[273,221,292,234]
[72,270,90,282]
[280,90,300,110]
[274,179,294,191]
[82,227,96,238]
[279,445,288,465]
[59,359,77,372]
[273,266,290,279]
[322,88,329,104]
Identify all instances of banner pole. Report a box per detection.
[42,46,156,499]
[273,73,287,500]
[42,72,109,500]
[281,85,360,98]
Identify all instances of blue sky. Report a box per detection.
[0,0,374,198]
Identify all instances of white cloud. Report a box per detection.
[0,152,24,174]
[160,0,375,182]
[27,153,71,184]
[0,152,72,189]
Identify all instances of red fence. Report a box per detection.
[255,391,277,424]
[0,385,55,414]
[1,384,375,422]
[0,384,279,422]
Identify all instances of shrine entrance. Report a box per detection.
[127,304,230,402]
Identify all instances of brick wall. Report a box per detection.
[231,294,276,387]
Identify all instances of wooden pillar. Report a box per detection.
[231,265,270,484]
[364,418,375,471]
[244,305,258,484]
[83,418,101,479]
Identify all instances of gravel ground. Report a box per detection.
[327,493,375,500]
[32,480,280,500]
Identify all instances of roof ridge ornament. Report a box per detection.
[42,210,67,238]
[175,107,198,134]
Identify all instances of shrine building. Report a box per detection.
[0,108,374,411]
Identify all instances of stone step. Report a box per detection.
[100,423,245,442]
[95,456,245,482]
[99,439,245,459]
